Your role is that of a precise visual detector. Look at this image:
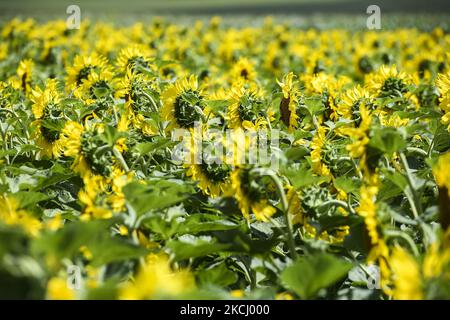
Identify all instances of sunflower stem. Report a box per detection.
[399,152,422,219]
[113,147,130,173]
[319,199,355,215]
[253,168,298,260]
[384,229,420,257]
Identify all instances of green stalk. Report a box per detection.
[399,152,422,219]
[113,147,130,173]
[253,168,298,260]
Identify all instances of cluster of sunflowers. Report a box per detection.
[0,16,449,300]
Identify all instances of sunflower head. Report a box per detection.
[277,72,302,132]
[338,85,373,121]
[366,65,416,99]
[66,53,108,91]
[228,82,267,130]
[31,79,61,119]
[74,69,115,104]
[161,75,206,130]
[230,57,257,82]
[116,46,155,75]
[80,128,115,178]
[15,59,34,94]
[436,72,450,131]
[30,79,64,158]
[230,168,275,221]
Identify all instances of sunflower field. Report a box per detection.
[0,16,450,300]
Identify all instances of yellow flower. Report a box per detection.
[423,243,450,279]
[436,72,450,131]
[357,183,380,245]
[46,277,76,300]
[277,72,301,132]
[338,85,372,120]
[286,185,303,225]
[116,45,155,74]
[29,79,63,158]
[45,214,63,231]
[116,69,157,135]
[79,245,93,260]
[16,59,34,93]
[230,289,245,298]
[340,104,372,158]
[432,152,450,196]
[390,247,423,300]
[229,57,256,82]
[119,254,195,299]
[119,225,129,236]
[311,125,330,177]
[433,152,450,229]
[365,65,416,98]
[227,81,267,130]
[31,79,60,119]
[161,75,206,130]
[66,53,108,91]
[0,195,41,237]
[230,169,276,221]
[276,292,294,300]
[73,69,115,104]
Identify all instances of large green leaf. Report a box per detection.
[123,179,194,216]
[281,253,352,299]
[32,220,147,267]
[369,127,406,155]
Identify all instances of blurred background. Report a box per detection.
[1,0,450,28]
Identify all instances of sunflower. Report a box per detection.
[264,42,282,73]
[119,254,195,299]
[59,121,125,181]
[229,57,257,83]
[78,168,131,221]
[277,72,302,132]
[390,235,450,299]
[15,59,34,94]
[357,181,380,246]
[73,69,115,105]
[389,247,423,300]
[116,68,158,135]
[185,130,231,197]
[116,45,155,75]
[365,65,416,99]
[436,71,450,131]
[301,73,350,121]
[310,125,330,177]
[227,82,268,130]
[59,121,129,219]
[161,75,207,130]
[66,53,108,91]
[0,194,41,237]
[78,175,112,220]
[30,79,64,158]
[433,152,450,229]
[230,168,276,221]
[337,85,373,120]
[339,103,372,159]
[286,185,304,225]
[433,152,450,197]
[356,173,392,293]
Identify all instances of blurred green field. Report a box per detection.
[2,0,450,16]
[1,0,450,29]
